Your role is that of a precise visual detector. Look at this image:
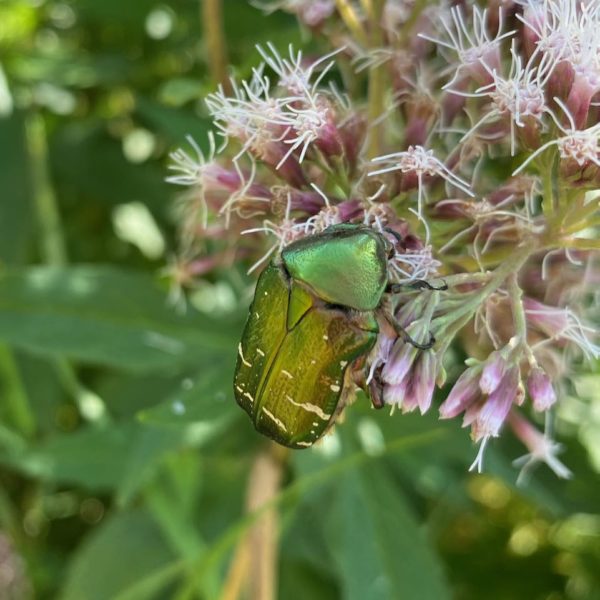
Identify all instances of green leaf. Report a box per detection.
[158,78,205,107]
[59,509,178,600]
[135,96,211,144]
[50,123,169,211]
[0,111,33,265]
[0,265,240,371]
[325,463,450,600]
[138,365,237,426]
[2,421,182,493]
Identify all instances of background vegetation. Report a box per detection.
[0,1,599,598]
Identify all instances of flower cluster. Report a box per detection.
[167,0,599,480]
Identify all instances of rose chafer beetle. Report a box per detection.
[234,223,439,449]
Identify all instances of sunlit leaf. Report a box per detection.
[0,266,241,371]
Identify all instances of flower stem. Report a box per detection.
[433,242,535,336]
[335,0,368,46]
[562,237,600,251]
[202,0,231,94]
[26,113,67,266]
[507,273,527,343]
[219,443,287,600]
[366,0,386,159]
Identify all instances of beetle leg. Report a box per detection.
[383,227,403,244]
[386,316,436,350]
[368,376,385,409]
[386,279,448,294]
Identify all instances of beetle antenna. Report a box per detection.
[387,279,448,294]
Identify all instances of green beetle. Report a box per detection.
[233,223,434,449]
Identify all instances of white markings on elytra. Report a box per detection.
[238,343,252,367]
[255,312,260,319]
[295,441,312,447]
[310,359,317,365]
[235,385,244,394]
[323,334,329,341]
[243,392,255,404]
[256,348,265,357]
[340,361,348,368]
[261,407,287,432]
[281,369,294,379]
[285,395,331,420]
[330,384,341,393]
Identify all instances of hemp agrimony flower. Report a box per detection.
[167,0,600,481]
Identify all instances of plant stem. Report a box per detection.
[202,0,231,94]
[26,111,109,425]
[540,155,556,221]
[335,0,368,46]
[562,237,600,251]
[433,242,535,336]
[0,345,35,437]
[218,443,287,600]
[366,0,386,159]
[26,113,67,266]
[507,273,527,343]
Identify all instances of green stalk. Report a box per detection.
[0,345,35,437]
[26,111,109,425]
[334,0,368,46]
[202,0,231,94]
[507,273,527,343]
[432,242,535,336]
[366,0,386,159]
[26,113,67,265]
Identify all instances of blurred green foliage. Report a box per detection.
[0,1,599,599]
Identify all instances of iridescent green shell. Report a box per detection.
[234,263,378,448]
[281,224,388,310]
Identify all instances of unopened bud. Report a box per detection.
[480,351,508,395]
[439,365,482,419]
[527,367,557,411]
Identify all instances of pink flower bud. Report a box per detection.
[566,72,599,129]
[523,298,569,337]
[383,379,408,407]
[470,367,520,441]
[339,113,366,170]
[299,1,335,28]
[480,351,508,395]
[381,339,416,385]
[527,367,557,411]
[410,351,437,415]
[439,366,482,419]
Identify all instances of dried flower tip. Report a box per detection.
[257,0,335,27]
[514,108,600,177]
[419,5,515,88]
[456,43,554,155]
[256,41,341,96]
[510,412,572,483]
[370,145,473,216]
[524,297,600,360]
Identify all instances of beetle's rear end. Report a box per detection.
[234,260,378,448]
